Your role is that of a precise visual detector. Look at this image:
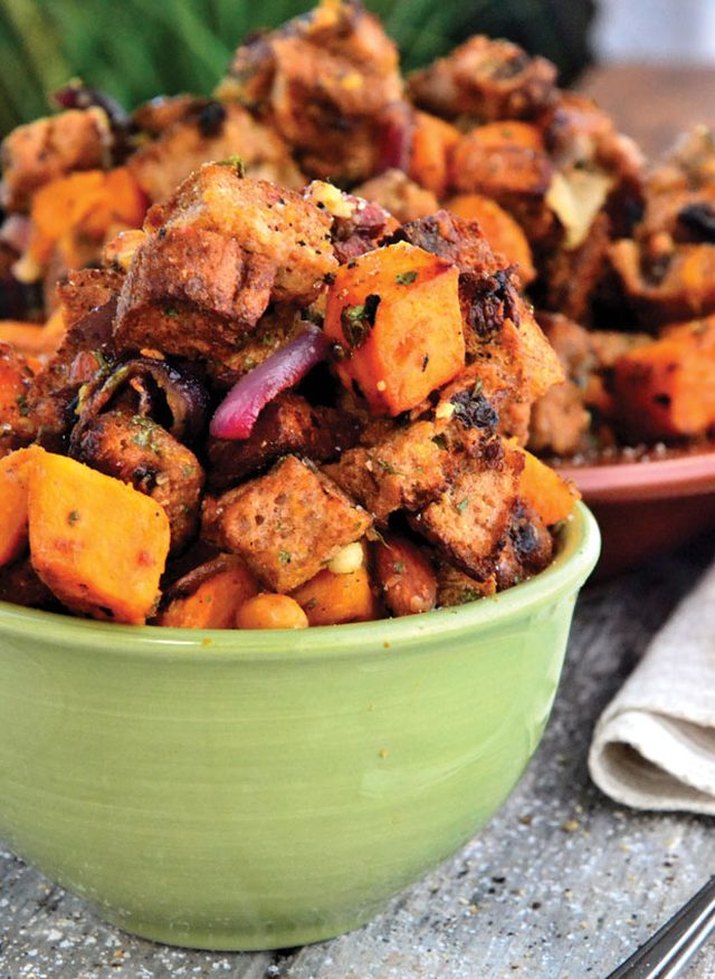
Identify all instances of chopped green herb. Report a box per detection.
[460,586,482,604]
[376,457,401,476]
[393,561,406,574]
[278,549,292,565]
[164,306,179,318]
[456,497,469,514]
[395,270,417,285]
[216,154,246,177]
[67,509,81,525]
[15,393,29,417]
[130,415,161,452]
[340,293,381,349]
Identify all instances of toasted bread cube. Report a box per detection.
[411,438,523,581]
[206,455,372,593]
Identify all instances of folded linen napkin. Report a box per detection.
[588,560,715,815]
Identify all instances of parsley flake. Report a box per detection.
[340,293,381,349]
[395,270,418,285]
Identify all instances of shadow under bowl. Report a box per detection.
[0,503,599,951]
[559,450,715,578]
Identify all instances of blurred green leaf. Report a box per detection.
[0,0,593,135]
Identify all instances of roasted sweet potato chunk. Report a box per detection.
[324,241,465,415]
[157,553,258,628]
[445,193,536,285]
[612,317,715,440]
[28,452,170,623]
[516,447,580,526]
[408,111,460,198]
[291,564,378,625]
[0,445,43,566]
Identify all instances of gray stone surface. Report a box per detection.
[1,533,714,979]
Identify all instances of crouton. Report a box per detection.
[326,419,457,523]
[128,100,303,203]
[1,108,110,212]
[70,411,204,554]
[410,436,523,581]
[353,169,439,225]
[407,35,557,123]
[204,454,372,592]
[207,392,361,489]
[219,0,403,183]
[114,164,337,366]
[495,501,554,589]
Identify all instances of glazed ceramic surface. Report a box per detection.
[560,450,715,577]
[0,503,599,951]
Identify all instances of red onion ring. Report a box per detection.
[209,324,331,441]
[377,101,416,174]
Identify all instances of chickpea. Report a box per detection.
[235,593,309,630]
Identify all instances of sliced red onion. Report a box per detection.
[376,101,415,175]
[209,325,330,441]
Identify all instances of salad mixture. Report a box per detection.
[0,153,578,626]
[14,0,715,626]
[2,1,713,461]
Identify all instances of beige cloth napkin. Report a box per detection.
[588,561,715,815]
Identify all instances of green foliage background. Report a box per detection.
[0,0,594,135]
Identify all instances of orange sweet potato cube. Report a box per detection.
[28,452,170,624]
[291,565,378,625]
[0,445,44,567]
[517,448,580,526]
[157,555,258,629]
[324,241,465,415]
[612,317,715,440]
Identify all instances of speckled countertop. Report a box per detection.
[2,527,714,979]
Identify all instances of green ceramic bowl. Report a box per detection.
[0,503,599,951]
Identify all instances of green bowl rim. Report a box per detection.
[0,502,600,660]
